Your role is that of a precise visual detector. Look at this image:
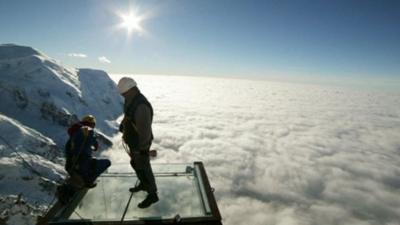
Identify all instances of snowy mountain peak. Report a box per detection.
[0,44,123,146]
[0,44,42,60]
[0,44,124,224]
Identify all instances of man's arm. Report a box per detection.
[134,104,153,151]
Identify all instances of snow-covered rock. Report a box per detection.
[0,114,65,224]
[0,195,44,225]
[0,44,123,147]
[0,44,124,224]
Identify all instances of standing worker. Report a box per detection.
[117,77,158,208]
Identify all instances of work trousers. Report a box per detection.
[130,152,157,194]
[78,158,111,183]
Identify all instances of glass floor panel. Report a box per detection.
[107,163,192,174]
[45,162,222,225]
[69,164,205,221]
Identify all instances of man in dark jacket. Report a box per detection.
[117,77,158,208]
[65,115,111,188]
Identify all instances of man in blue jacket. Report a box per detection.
[65,115,111,188]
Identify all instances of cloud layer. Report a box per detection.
[107,75,400,225]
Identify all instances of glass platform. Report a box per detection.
[43,162,222,225]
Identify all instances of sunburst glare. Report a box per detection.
[116,7,148,38]
[120,12,143,34]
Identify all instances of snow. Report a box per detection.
[0,114,60,161]
[0,114,65,212]
[0,44,123,224]
[78,68,123,134]
[0,44,41,60]
[0,195,44,225]
[106,74,400,225]
[0,44,123,147]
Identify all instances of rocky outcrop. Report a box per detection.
[40,101,79,127]
[0,195,43,225]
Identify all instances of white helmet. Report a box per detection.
[117,77,137,94]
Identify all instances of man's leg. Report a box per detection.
[143,163,157,194]
[92,159,111,180]
[78,160,92,185]
[137,155,158,208]
[82,159,111,187]
[129,157,146,192]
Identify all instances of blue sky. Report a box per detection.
[0,0,399,87]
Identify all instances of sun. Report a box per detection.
[121,13,142,32]
[114,5,152,39]
[118,11,144,36]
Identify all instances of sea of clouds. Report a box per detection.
[105,74,400,225]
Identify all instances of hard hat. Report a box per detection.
[81,115,96,126]
[117,77,137,94]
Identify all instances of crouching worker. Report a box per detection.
[64,115,111,188]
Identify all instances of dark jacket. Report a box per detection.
[65,123,98,172]
[121,92,153,153]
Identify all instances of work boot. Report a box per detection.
[129,184,145,193]
[138,193,159,208]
